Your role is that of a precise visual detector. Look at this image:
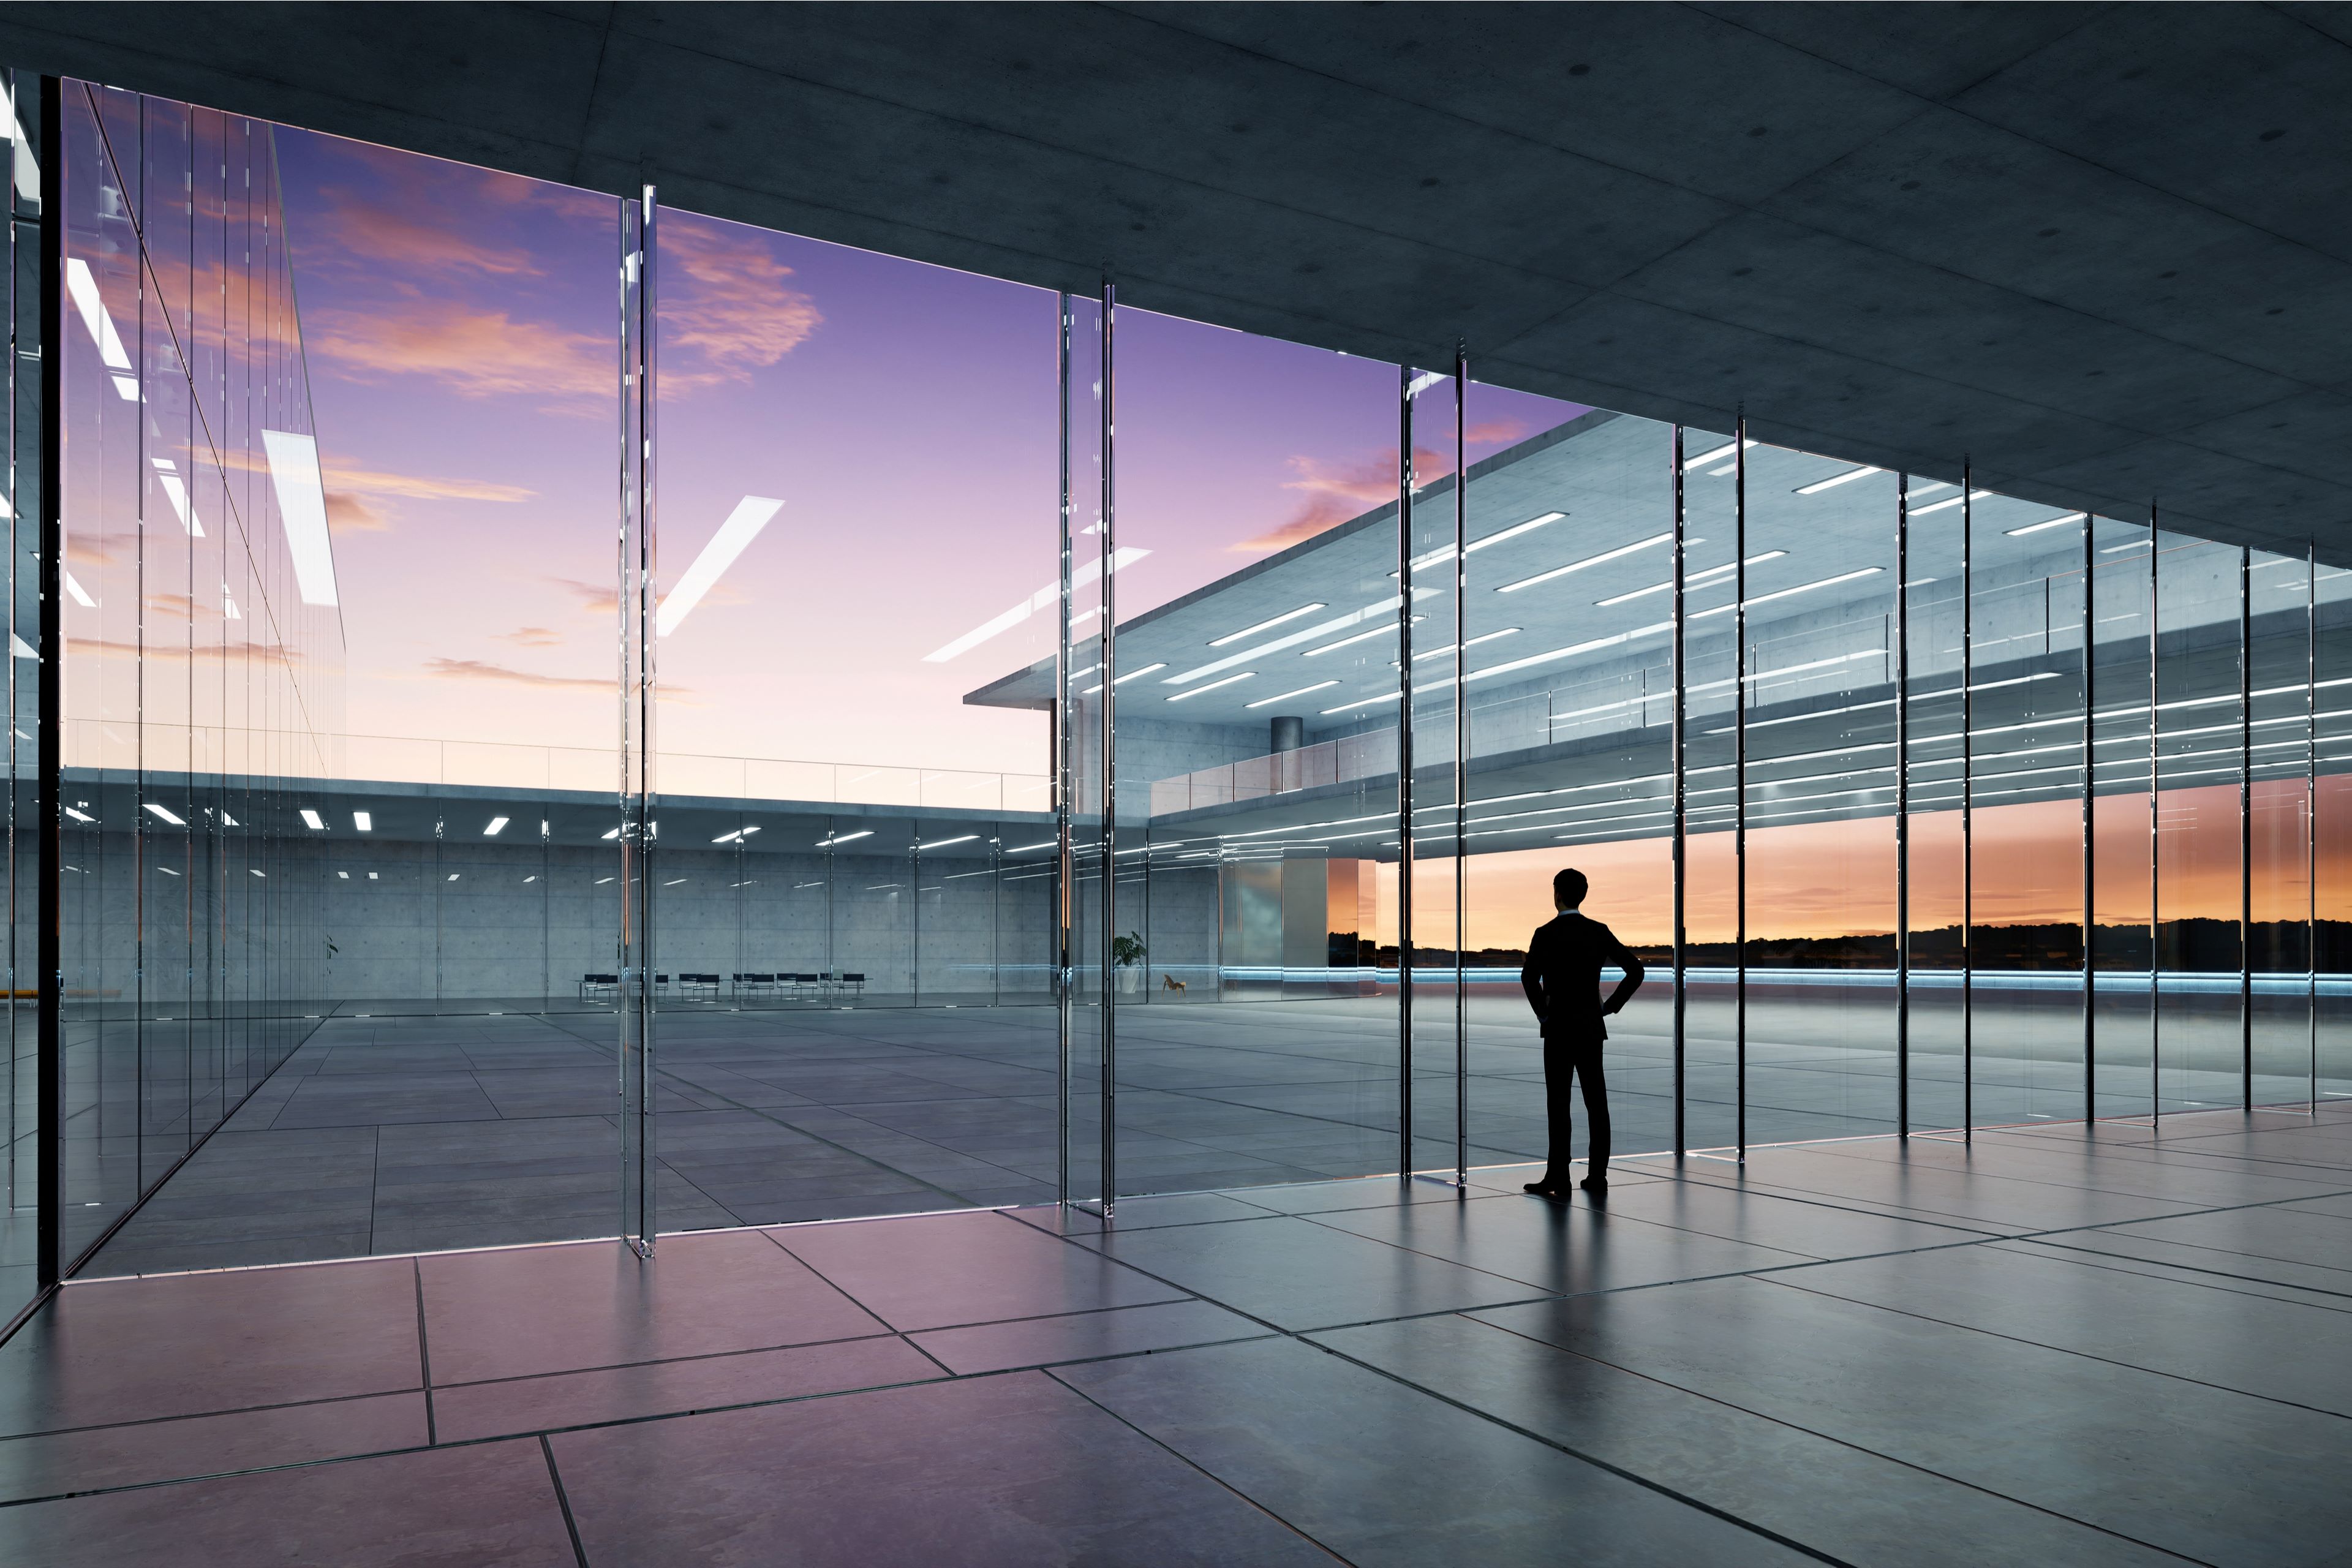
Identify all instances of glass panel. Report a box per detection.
[1904,477,1969,1132]
[1966,492,2089,1128]
[2318,560,2352,1105]
[2248,548,2312,1110]
[1458,385,1671,1185]
[1679,428,1742,1153]
[649,213,1062,1226]
[2154,533,2245,1116]
[1740,443,1899,1145]
[2090,514,2156,1120]
[3,70,40,1318]
[1404,365,1459,1177]
[1108,307,1398,1199]
[61,80,341,1275]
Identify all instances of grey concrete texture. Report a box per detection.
[2,6,2348,556]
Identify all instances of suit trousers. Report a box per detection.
[1542,1033,1608,1181]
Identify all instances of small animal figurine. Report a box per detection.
[1161,973,1186,993]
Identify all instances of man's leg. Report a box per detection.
[1540,1034,1577,1188]
[1574,1044,1610,1182]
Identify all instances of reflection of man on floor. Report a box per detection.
[1519,868,1643,1199]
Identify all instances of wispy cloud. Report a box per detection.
[660,217,822,382]
[423,657,609,691]
[497,627,564,648]
[326,492,391,533]
[1227,446,1440,555]
[322,462,535,504]
[548,577,619,617]
[309,301,612,410]
[1465,418,1526,445]
[311,184,545,277]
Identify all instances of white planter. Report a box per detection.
[1116,963,1143,995]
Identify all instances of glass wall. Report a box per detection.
[32,75,2352,1277]
[53,80,341,1271]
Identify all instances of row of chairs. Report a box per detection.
[576,971,867,1001]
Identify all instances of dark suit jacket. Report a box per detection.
[1520,913,1645,1041]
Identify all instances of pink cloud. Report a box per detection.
[497,626,564,648]
[1465,418,1526,445]
[309,300,612,409]
[1227,445,1442,554]
[310,184,545,277]
[323,462,535,503]
[326,492,391,533]
[660,217,823,381]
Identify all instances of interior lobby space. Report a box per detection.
[7,1110,2352,1565]
[8,2,2352,1561]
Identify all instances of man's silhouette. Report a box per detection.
[1518,868,1643,1197]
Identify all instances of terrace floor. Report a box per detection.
[6,1109,2352,1563]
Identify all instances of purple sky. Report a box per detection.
[277,128,1570,783]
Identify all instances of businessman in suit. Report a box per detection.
[1519,868,1644,1197]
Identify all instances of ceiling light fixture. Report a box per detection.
[145,803,187,826]
[1594,551,1786,607]
[353,812,372,832]
[298,809,323,830]
[918,835,978,851]
[1210,604,1327,646]
[484,816,509,836]
[1795,466,1880,495]
[657,495,784,637]
[260,431,341,606]
[1909,489,1992,517]
[923,547,1148,662]
[1494,533,1673,594]
[820,830,873,847]
[1688,566,1883,619]
[1245,680,1340,709]
[1167,671,1254,701]
[2005,512,2086,538]
[1683,439,1755,471]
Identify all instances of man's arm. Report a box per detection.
[1600,928,1645,1016]
[1520,932,1547,1023]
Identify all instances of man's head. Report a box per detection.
[1553,868,1588,911]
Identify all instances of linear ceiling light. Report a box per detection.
[1305,622,1411,657]
[600,827,620,840]
[260,431,341,606]
[820,830,873,846]
[63,573,94,609]
[1795,466,1880,495]
[1395,628,1523,666]
[1683,439,1755,471]
[1167,671,1254,702]
[1111,662,1165,684]
[924,547,1148,662]
[64,258,139,400]
[1594,551,1786,607]
[144,802,186,826]
[1689,566,1883,619]
[657,495,783,638]
[353,812,372,831]
[1472,511,1566,551]
[2101,540,2150,553]
[1246,680,1339,709]
[2006,512,2087,537]
[484,816,509,836]
[918,835,978,851]
[1909,489,1991,517]
[298,809,324,830]
[154,472,204,538]
[1494,533,1672,594]
[64,807,93,823]
[1210,604,1325,646]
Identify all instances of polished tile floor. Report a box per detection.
[8,1109,2351,1564]
[78,987,2306,1278]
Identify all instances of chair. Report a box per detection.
[841,971,867,998]
[578,972,618,1000]
[744,973,777,998]
[791,972,821,999]
[679,972,719,1002]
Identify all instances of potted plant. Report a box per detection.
[1112,931,1146,993]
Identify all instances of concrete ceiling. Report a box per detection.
[9,2,2352,559]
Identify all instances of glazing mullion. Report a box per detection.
[1450,344,1466,1189]
[1733,413,1746,1163]
[2241,545,2253,1110]
[1395,363,1414,1180]
[1896,473,1910,1139]
[2084,511,2096,1120]
[2311,538,2320,1114]
[1096,277,1115,1218]
[2149,504,2161,1128]
[1670,426,1686,1158]
[1054,292,1072,1205]
[1961,466,1973,1141]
